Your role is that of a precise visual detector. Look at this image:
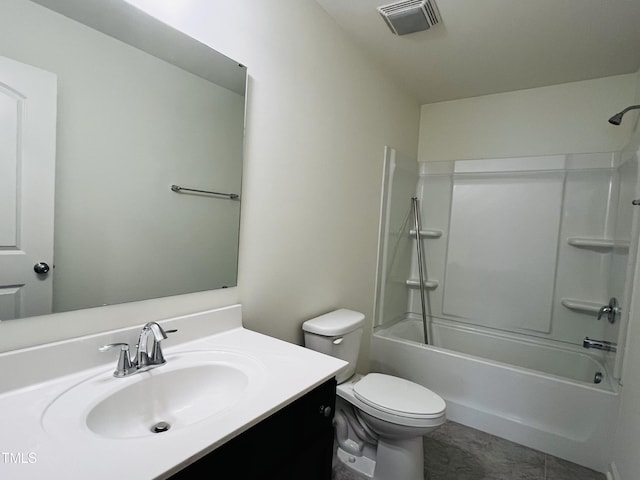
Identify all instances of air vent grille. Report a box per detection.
[377,0,441,36]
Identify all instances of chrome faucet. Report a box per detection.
[99,322,177,377]
[583,337,617,352]
[136,322,174,369]
[597,297,619,324]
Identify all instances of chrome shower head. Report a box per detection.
[608,105,640,125]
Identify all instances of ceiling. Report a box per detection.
[314,0,640,104]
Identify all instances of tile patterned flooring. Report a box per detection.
[332,421,605,480]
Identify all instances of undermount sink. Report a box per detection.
[41,350,267,439]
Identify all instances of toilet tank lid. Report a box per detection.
[302,309,365,336]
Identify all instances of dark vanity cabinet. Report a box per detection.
[170,378,337,480]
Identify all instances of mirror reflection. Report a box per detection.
[0,0,246,320]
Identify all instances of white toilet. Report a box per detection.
[303,309,446,480]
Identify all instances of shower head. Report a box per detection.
[608,105,640,125]
[608,112,624,126]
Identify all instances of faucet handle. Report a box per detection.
[597,297,619,324]
[157,324,177,335]
[99,343,133,377]
[98,342,129,352]
[142,322,177,340]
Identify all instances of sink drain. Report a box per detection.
[151,421,171,433]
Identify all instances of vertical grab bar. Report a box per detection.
[411,197,429,345]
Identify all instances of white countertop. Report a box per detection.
[0,305,346,479]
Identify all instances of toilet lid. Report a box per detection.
[353,373,446,419]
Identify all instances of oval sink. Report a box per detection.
[42,350,266,439]
[87,363,249,438]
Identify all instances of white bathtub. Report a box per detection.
[394,317,612,386]
[371,317,620,472]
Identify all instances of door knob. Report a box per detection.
[33,262,50,274]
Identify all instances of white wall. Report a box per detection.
[163,1,420,370]
[0,0,420,374]
[612,68,640,480]
[418,75,637,162]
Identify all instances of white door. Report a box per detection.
[0,56,57,320]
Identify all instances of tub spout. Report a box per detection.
[583,337,617,352]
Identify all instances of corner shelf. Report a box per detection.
[406,279,439,289]
[408,229,443,239]
[560,298,603,315]
[567,237,629,250]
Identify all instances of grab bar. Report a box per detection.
[170,184,239,200]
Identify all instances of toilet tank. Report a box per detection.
[302,309,365,383]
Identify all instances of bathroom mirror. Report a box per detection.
[0,0,246,320]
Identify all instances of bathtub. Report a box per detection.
[371,317,620,472]
[394,317,613,385]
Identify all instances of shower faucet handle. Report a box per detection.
[597,298,619,324]
[597,305,612,318]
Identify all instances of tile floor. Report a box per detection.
[332,421,605,480]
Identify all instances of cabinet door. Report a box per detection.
[169,378,337,479]
[283,378,336,480]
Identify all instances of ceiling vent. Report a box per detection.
[377,0,441,36]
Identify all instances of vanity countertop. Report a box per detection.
[0,305,346,479]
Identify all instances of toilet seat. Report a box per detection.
[353,373,446,421]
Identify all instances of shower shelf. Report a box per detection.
[408,229,443,238]
[406,279,439,289]
[560,298,603,315]
[567,237,630,250]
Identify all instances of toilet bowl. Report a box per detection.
[302,309,446,480]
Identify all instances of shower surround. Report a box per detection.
[372,148,639,472]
